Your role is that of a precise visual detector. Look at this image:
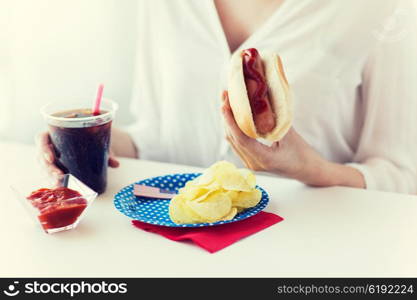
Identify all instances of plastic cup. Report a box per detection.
[41,99,118,194]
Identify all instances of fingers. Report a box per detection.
[226,135,249,166]
[227,135,257,170]
[35,132,63,177]
[221,91,251,145]
[46,163,64,177]
[36,150,63,177]
[220,91,272,171]
[108,148,120,168]
[36,132,55,164]
[108,156,120,168]
[222,91,271,154]
[36,131,120,182]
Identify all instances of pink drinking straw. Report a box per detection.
[92,84,104,115]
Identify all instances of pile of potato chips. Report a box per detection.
[169,161,262,224]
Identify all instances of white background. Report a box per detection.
[0,0,138,143]
[1,0,417,144]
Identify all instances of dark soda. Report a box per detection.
[48,109,111,194]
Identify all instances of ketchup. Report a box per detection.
[242,48,268,114]
[27,187,87,230]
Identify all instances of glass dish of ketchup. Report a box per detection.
[11,174,97,234]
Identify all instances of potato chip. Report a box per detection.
[239,169,256,188]
[187,191,232,222]
[221,207,237,221]
[236,207,245,213]
[169,194,202,224]
[179,186,212,202]
[233,189,262,208]
[168,161,262,224]
[224,190,239,200]
[217,172,253,191]
[207,161,254,191]
[184,169,218,190]
[208,160,237,174]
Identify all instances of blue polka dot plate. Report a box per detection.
[113,173,269,227]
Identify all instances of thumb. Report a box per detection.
[108,155,120,168]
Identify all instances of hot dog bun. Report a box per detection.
[228,49,293,142]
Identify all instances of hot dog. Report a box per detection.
[242,48,276,135]
[228,48,292,143]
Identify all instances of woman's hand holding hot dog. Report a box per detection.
[222,91,365,188]
[223,48,365,188]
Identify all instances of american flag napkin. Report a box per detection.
[133,184,177,199]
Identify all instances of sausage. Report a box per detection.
[242,48,276,135]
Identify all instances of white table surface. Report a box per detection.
[1,141,416,277]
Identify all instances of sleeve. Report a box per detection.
[123,87,164,161]
[347,0,417,194]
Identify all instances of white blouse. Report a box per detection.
[126,0,417,194]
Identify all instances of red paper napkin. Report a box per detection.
[132,211,283,253]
